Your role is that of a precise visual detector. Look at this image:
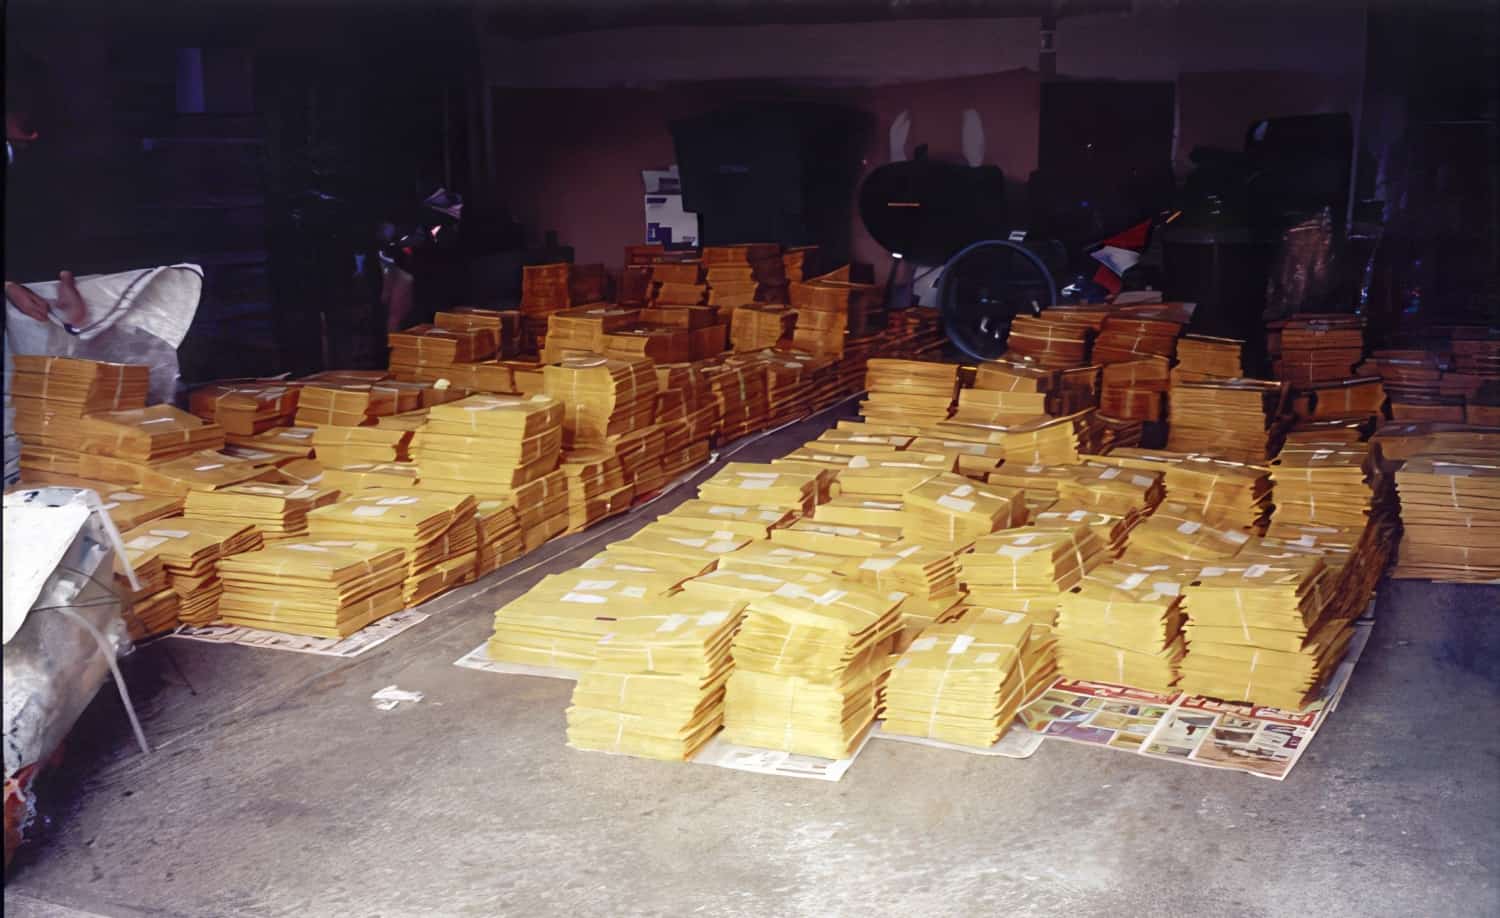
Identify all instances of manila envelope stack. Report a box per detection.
[723,580,903,759]
[543,356,659,448]
[1055,560,1197,693]
[184,481,340,541]
[1168,379,1287,464]
[11,356,149,477]
[488,570,668,670]
[860,359,958,429]
[121,518,263,626]
[474,499,524,576]
[1178,557,1349,710]
[1391,447,1500,583]
[842,540,965,649]
[217,540,409,638]
[900,473,1028,547]
[566,595,746,761]
[959,524,1108,609]
[881,613,1057,748]
[307,488,477,607]
[189,380,299,436]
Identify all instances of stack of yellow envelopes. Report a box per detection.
[319,462,419,493]
[567,595,746,760]
[189,380,299,435]
[1178,557,1346,709]
[184,481,340,540]
[311,425,412,468]
[900,474,1027,547]
[1120,501,1251,564]
[474,499,524,576]
[560,448,633,534]
[696,463,822,513]
[79,405,225,463]
[122,518,262,625]
[1269,442,1377,529]
[1055,560,1196,692]
[657,500,795,539]
[543,356,659,448]
[1056,464,1164,518]
[843,540,965,648]
[881,613,1057,748]
[860,359,958,429]
[11,356,149,476]
[307,488,476,607]
[835,451,950,498]
[724,580,903,758]
[488,570,663,669]
[1391,447,1500,582]
[961,524,1107,605]
[218,540,409,637]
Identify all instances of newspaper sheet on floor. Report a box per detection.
[1015,619,1374,781]
[690,728,871,782]
[453,641,580,681]
[869,721,1044,758]
[167,609,428,658]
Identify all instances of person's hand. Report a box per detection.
[4,271,88,326]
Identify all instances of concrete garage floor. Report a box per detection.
[6,405,1499,918]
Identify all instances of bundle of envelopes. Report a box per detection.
[697,463,822,513]
[78,405,225,463]
[127,450,274,497]
[543,356,659,448]
[411,394,563,503]
[1168,379,1287,463]
[184,481,340,540]
[217,540,409,637]
[1391,447,1500,582]
[115,544,177,639]
[1099,356,1170,422]
[1027,504,1138,557]
[881,613,1056,748]
[950,387,1049,426]
[860,359,958,428]
[1269,442,1378,529]
[308,488,477,607]
[122,518,263,625]
[223,426,316,461]
[706,362,771,441]
[294,382,410,427]
[320,462,418,492]
[488,570,663,670]
[312,425,412,468]
[1056,464,1164,518]
[844,540,965,647]
[723,580,903,759]
[731,303,796,352]
[1004,315,1092,369]
[900,474,1027,547]
[560,448,633,534]
[188,380,299,436]
[1173,335,1244,382]
[474,499,525,576]
[1178,557,1348,709]
[659,500,794,540]
[388,323,498,373]
[566,595,745,760]
[1055,560,1194,692]
[960,524,1106,607]
[1272,314,1366,385]
[835,451,949,498]
[11,356,150,475]
[1121,501,1251,563]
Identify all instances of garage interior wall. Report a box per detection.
[478,5,1367,273]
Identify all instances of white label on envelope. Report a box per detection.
[377,496,420,506]
[1177,521,1202,535]
[1244,563,1270,579]
[948,634,975,654]
[194,464,225,472]
[149,529,190,539]
[108,492,144,502]
[910,636,938,652]
[936,495,975,513]
[352,506,389,517]
[698,610,729,627]
[1119,572,1147,590]
[576,580,617,591]
[859,557,896,572]
[656,614,689,632]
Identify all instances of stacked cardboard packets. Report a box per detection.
[560,448,634,534]
[566,596,745,760]
[1391,448,1500,583]
[860,359,958,429]
[1167,379,1288,464]
[723,580,903,759]
[488,570,664,671]
[959,524,1108,609]
[411,394,567,545]
[474,499,524,577]
[188,380,299,436]
[1173,335,1244,383]
[1054,560,1193,692]
[881,613,1057,748]
[9,356,150,478]
[543,356,658,448]
[122,518,263,626]
[307,488,477,607]
[217,540,409,638]
[844,540,965,649]
[900,473,1028,547]
[1178,556,1347,709]
[183,481,340,541]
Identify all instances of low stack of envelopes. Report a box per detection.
[122,518,263,625]
[1055,560,1196,692]
[566,595,745,760]
[307,488,476,607]
[881,613,1057,748]
[218,540,409,637]
[183,481,340,541]
[724,580,903,759]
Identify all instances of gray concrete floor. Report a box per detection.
[6,405,1499,918]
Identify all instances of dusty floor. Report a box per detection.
[5,406,1499,918]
